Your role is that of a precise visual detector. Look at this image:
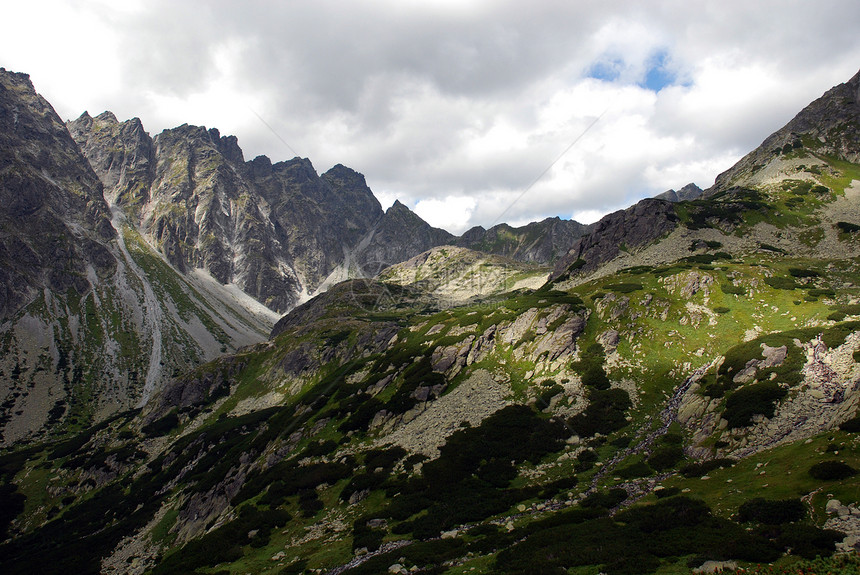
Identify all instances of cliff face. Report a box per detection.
[71,115,398,312]
[552,198,679,279]
[0,70,276,446]
[457,217,591,264]
[0,70,116,319]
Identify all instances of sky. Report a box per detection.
[3,1,860,234]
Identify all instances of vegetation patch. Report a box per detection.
[724,382,787,428]
[736,498,805,525]
[808,460,857,481]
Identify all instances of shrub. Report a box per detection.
[839,416,860,432]
[616,461,653,479]
[537,384,564,407]
[654,487,681,499]
[605,282,643,293]
[736,498,805,524]
[616,496,710,533]
[647,445,685,471]
[765,276,799,290]
[721,283,745,295]
[569,258,586,271]
[837,221,860,234]
[724,382,787,428]
[364,446,407,472]
[580,488,628,509]
[141,411,180,437]
[713,306,730,314]
[567,388,632,437]
[759,243,786,253]
[808,461,857,480]
[788,268,820,278]
[680,458,735,478]
[776,523,843,559]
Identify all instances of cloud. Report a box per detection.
[2,0,860,234]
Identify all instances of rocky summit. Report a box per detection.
[2,67,860,575]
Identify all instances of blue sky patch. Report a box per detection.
[640,51,678,92]
[586,58,624,82]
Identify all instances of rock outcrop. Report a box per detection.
[457,217,591,263]
[655,183,704,203]
[551,198,679,279]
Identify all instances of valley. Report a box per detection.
[1,67,860,574]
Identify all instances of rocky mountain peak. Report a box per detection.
[94,110,118,124]
[655,182,703,202]
[0,69,116,317]
[709,67,860,194]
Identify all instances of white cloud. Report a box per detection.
[414,196,477,234]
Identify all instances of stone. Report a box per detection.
[692,560,738,573]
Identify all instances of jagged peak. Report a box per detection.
[0,67,33,87]
[94,111,118,124]
[323,163,367,184]
[388,199,409,212]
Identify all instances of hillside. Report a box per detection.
[1,68,860,575]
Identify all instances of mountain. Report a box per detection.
[457,216,591,263]
[655,182,704,202]
[3,68,860,575]
[68,113,388,313]
[1,67,596,447]
[707,68,860,195]
[377,245,549,306]
[0,70,281,447]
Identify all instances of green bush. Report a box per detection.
[775,523,843,559]
[837,221,860,234]
[605,282,643,293]
[765,276,799,290]
[721,283,745,295]
[808,460,857,480]
[788,267,820,278]
[724,382,787,428]
[647,445,685,471]
[680,458,735,478]
[567,388,632,437]
[839,416,860,432]
[580,488,628,509]
[736,498,805,524]
[616,461,653,479]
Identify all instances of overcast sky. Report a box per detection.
[4,1,860,233]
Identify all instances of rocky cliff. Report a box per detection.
[655,182,704,203]
[0,70,116,319]
[551,197,679,279]
[0,70,277,446]
[457,217,591,263]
